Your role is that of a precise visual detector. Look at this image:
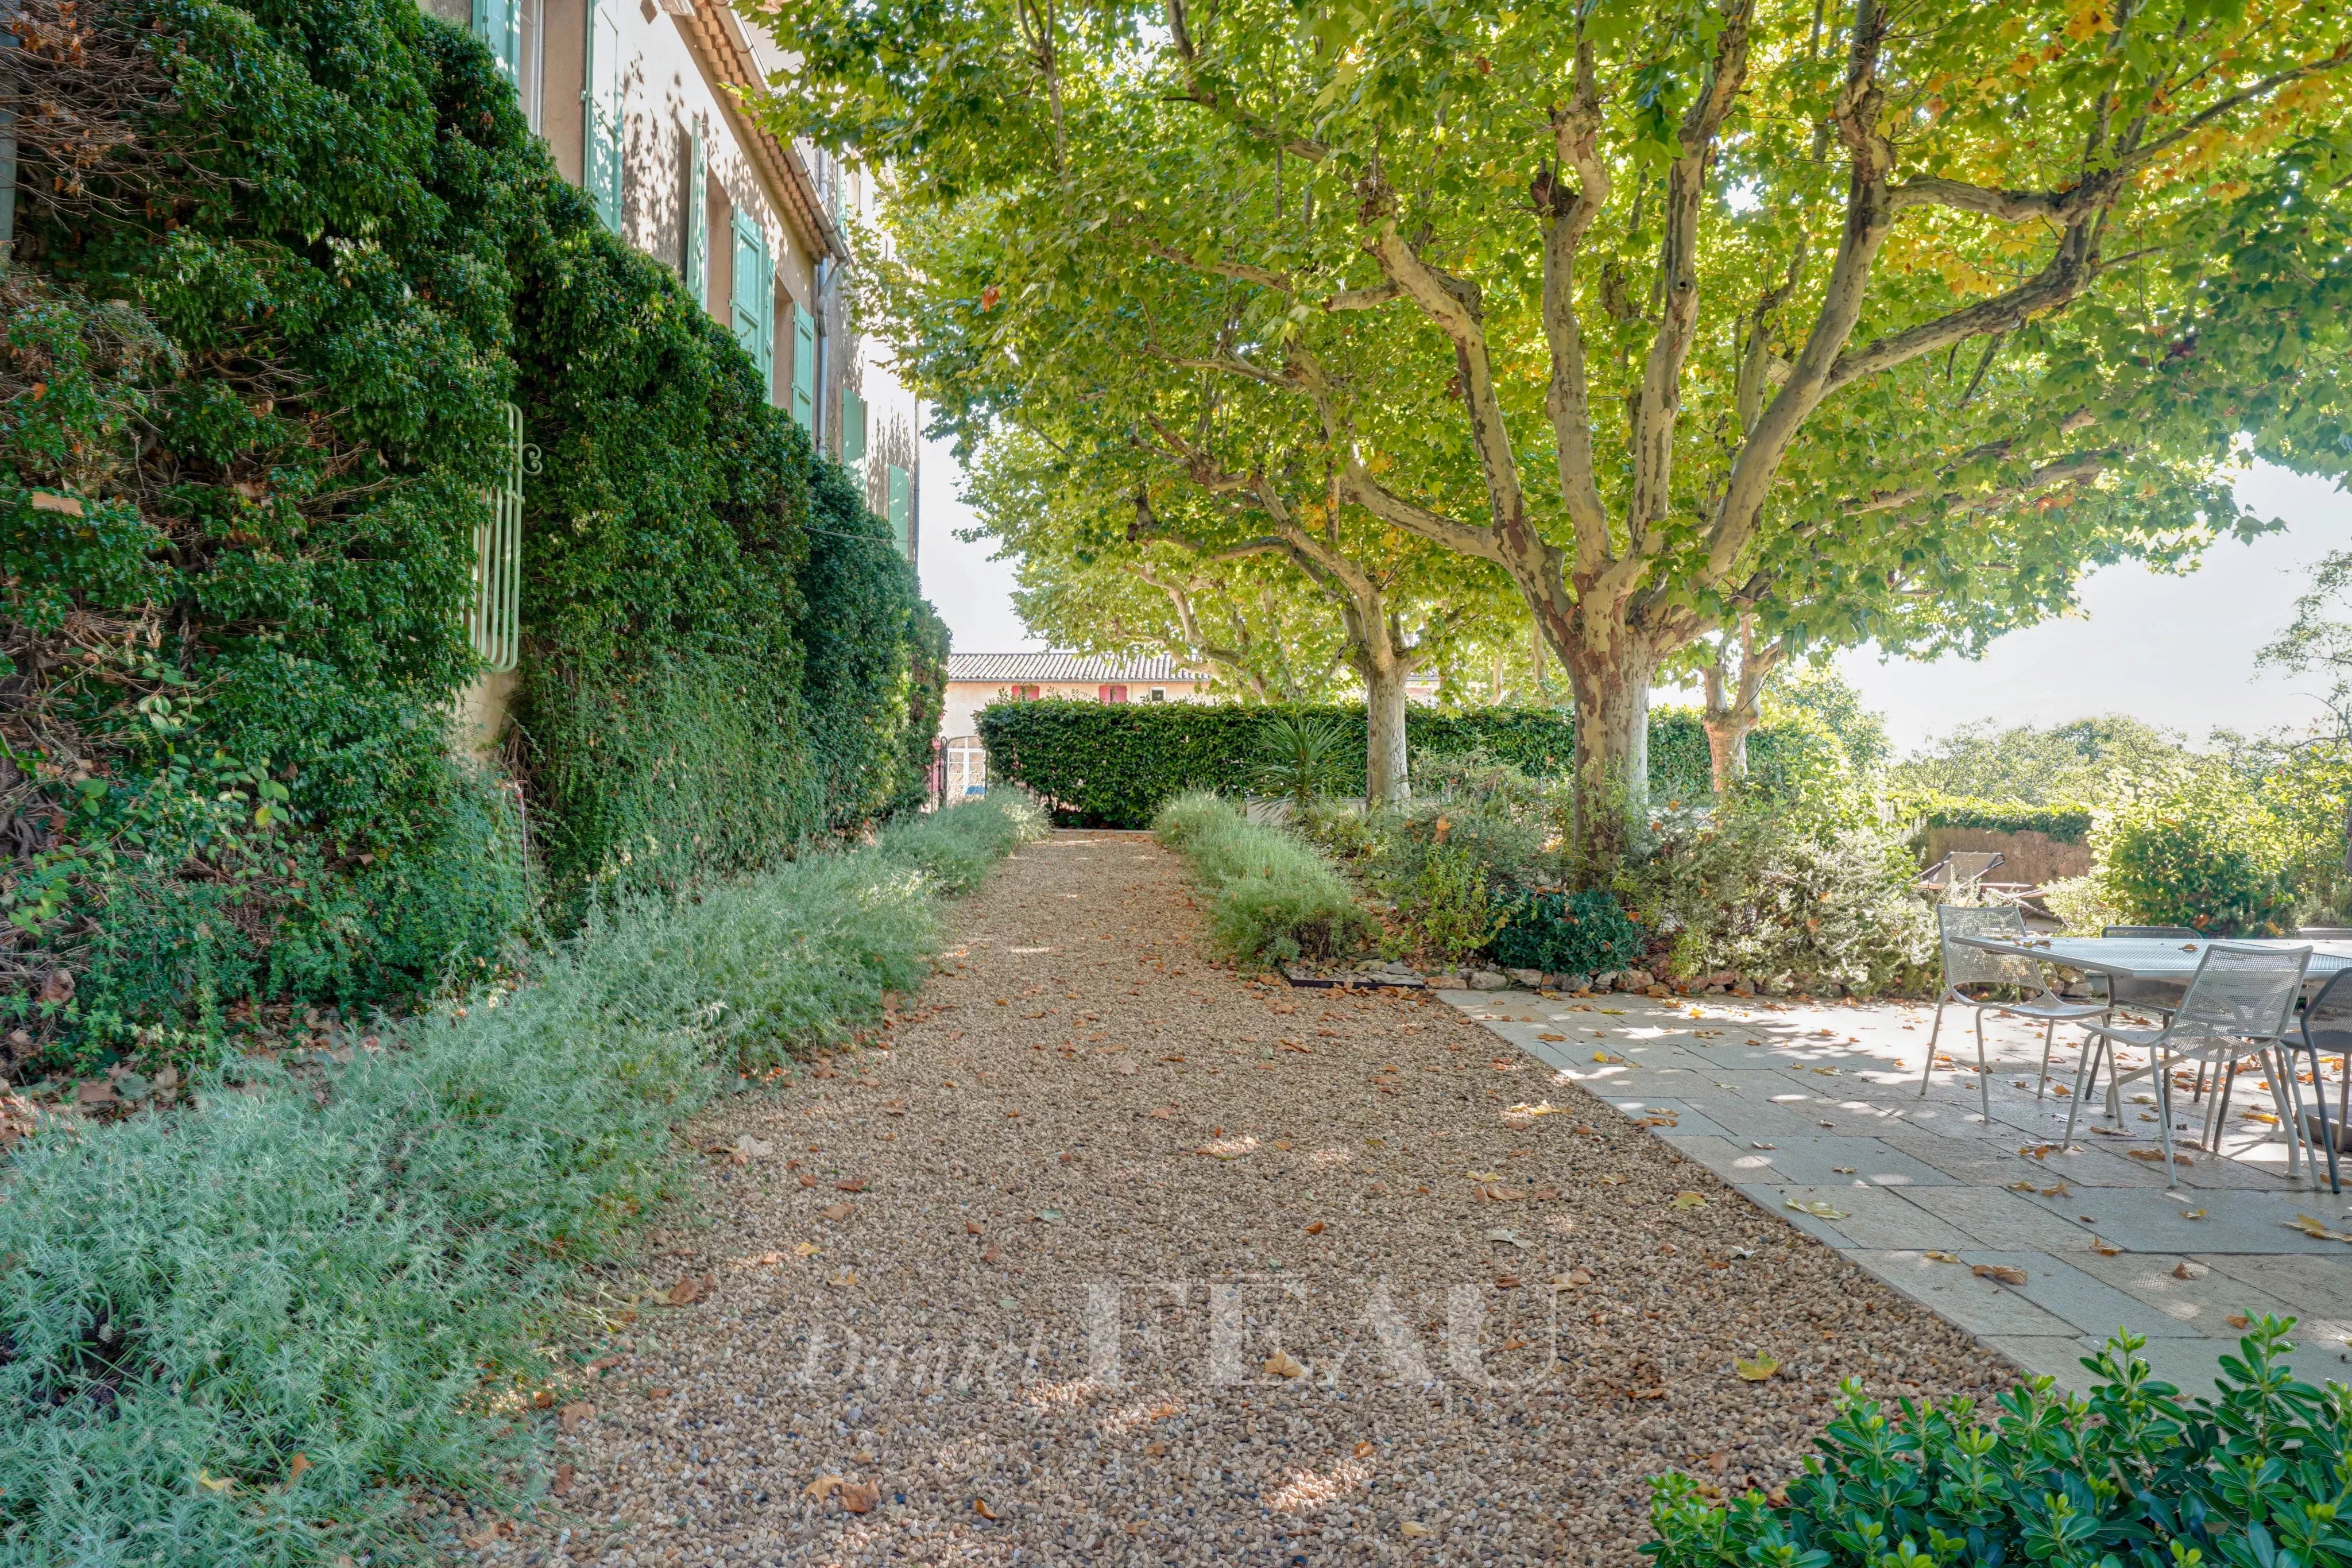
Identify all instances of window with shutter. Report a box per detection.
[885,463,911,559]
[474,0,521,82]
[840,388,866,464]
[731,212,772,389]
[791,303,816,429]
[583,0,622,231]
[467,404,525,673]
[682,125,707,309]
[1097,685,1128,704]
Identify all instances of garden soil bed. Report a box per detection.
[514,830,2011,1567]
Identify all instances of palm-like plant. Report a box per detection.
[1253,713,1354,808]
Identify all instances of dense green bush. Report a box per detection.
[1154,792,1373,968]
[1623,802,1936,994]
[1491,888,1646,976]
[2096,765,2300,936]
[0,0,942,1066]
[1646,1320,2350,1568]
[983,700,1832,827]
[0,795,1036,1566]
[1648,706,1852,807]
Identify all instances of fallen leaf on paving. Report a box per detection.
[1749,1142,1775,1151]
[1973,1264,2029,1286]
[1923,1251,1963,1263]
[1831,1167,1856,1175]
[2042,1183,2072,1198]
[2227,1313,2252,1330]
[2182,1207,2207,1220]
[821,1202,856,1222]
[1786,1198,1848,1219]
[974,1498,1000,1521]
[2090,1237,2121,1256]
[839,1480,881,1513]
[2006,1181,2037,1192]
[1263,1350,1305,1378]
[826,1269,857,1288]
[1670,1191,1707,1209]
[1734,1353,1780,1382]
[2173,1261,2204,1279]
[2125,1148,2195,1167]
[1304,1221,1326,1235]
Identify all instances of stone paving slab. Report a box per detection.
[1449,985,2352,1398]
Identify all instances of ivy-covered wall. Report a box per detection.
[0,0,943,1070]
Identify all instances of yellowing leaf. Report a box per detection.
[1786,1198,1848,1220]
[1263,1349,1305,1378]
[1735,1353,1780,1381]
[792,1241,822,1257]
[1922,1250,1963,1263]
[1670,1191,1707,1210]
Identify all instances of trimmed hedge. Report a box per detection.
[1154,792,1374,967]
[981,702,1835,827]
[1906,793,2096,843]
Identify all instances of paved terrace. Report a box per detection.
[1447,985,2352,1395]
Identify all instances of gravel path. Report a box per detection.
[516,831,2011,1566]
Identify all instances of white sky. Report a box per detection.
[918,438,2352,756]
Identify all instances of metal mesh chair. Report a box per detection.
[2297,967,2352,1193]
[1917,851,2006,904]
[1918,905,2109,1120]
[2066,943,2312,1187]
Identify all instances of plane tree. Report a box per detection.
[765,0,2352,863]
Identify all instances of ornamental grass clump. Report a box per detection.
[1645,1320,2350,1568]
[0,796,1034,1566]
[1152,791,1372,969]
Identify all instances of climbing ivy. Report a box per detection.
[0,0,941,1068]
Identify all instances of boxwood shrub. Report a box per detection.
[1490,887,1647,975]
[1646,1320,2349,1568]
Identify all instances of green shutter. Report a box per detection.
[474,0,521,82]
[683,126,707,309]
[583,0,622,231]
[885,463,911,559]
[791,303,817,430]
[840,388,866,463]
[730,212,771,390]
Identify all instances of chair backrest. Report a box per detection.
[2304,966,2352,1049]
[2105,926,2200,939]
[1936,904,2042,991]
[2173,943,2311,1042]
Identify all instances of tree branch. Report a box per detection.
[1534,34,1612,572]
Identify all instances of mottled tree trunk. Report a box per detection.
[1365,659,1410,807]
[1559,626,1656,873]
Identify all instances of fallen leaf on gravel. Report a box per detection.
[1506,1101,1565,1118]
[1486,1227,1531,1248]
[1923,1251,1963,1263]
[981,1245,1000,1263]
[1786,1199,1848,1219]
[660,1275,712,1307]
[1401,1521,1432,1538]
[1494,1275,1522,1289]
[1973,1264,2029,1286]
[732,1134,773,1162]
[1264,1350,1305,1377]
[1596,1174,1629,1186]
[799,1174,818,1188]
[1670,1191,1707,1209]
[1734,1353,1779,1381]
[646,1385,671,1400]
[551,1464,574,1497]
[558,1401,595,1432]
[1556,1267,1595,1287]
[1148,1106,1177,1119]
[792,1242,822,1257]
[974,1498,1000,1520]
[748,1251,783,1267]
[821,1203,855,1222]
[806,1474,844,1503]
[1304,1221,1326,1235]
[836,1179,869,1192]
[1353,1442,1375,1458]
[826,1269,857,1288]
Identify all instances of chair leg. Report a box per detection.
[1973,1008,1993,1121]
[2316,1038,2346,1196]
[2037,1020,2056,1100]
[2064,1036,2105,1147]
[2153,1056,2181,1191]
[2192,1060,2208,1105]
[2266,1047,2306,1187]
[1918,1000,1947,1099]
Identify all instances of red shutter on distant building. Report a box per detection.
[1098,684,1128,703]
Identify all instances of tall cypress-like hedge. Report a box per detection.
[0,0,942,1067]
[977,700,1838,827]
